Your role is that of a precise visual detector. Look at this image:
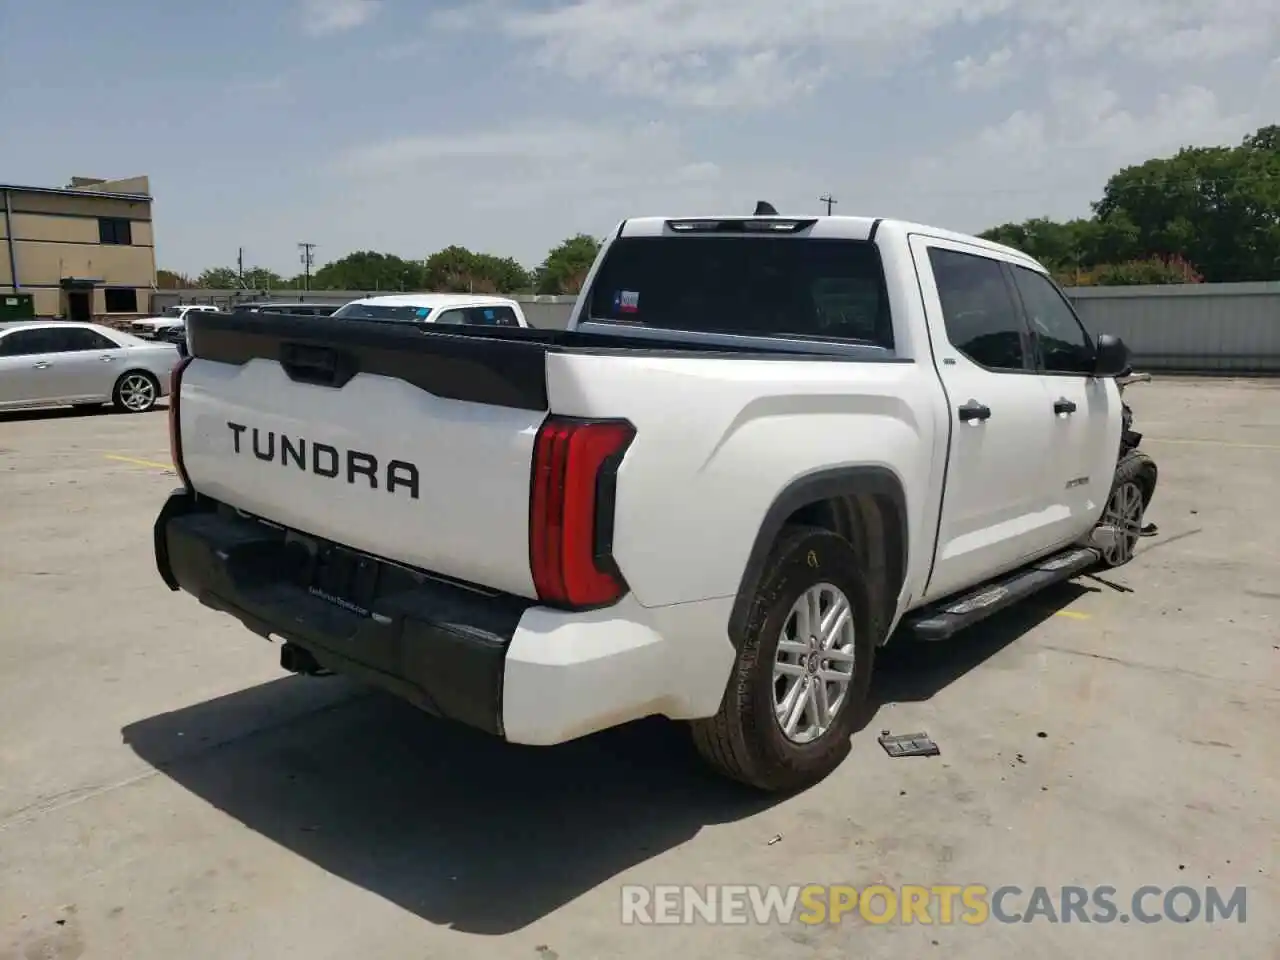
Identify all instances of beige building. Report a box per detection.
[0,175,157,321]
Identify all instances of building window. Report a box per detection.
[98,217,133,245]
[104,288,139,313]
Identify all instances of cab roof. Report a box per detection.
[342,293,519,309]
[616,215,1041,270]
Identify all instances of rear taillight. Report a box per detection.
[529,417,635,608]
[169,355,193,490]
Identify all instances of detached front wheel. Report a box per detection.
[691,525,876,793]
[1094,450,1157,568]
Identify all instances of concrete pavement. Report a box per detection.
[1,380,1276,959]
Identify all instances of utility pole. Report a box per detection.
[237,247,245,288]
[819,194,837,216]
[298,242,316,292]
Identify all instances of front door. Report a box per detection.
[909,236,1059,602]
[0,327,63,406]
[1006,263,1123,543]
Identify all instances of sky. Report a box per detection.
[2,0,1277,278]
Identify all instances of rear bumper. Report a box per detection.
[154,491,735,744]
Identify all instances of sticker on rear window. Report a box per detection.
[484,309,494,320]
[415,307,431,318]
[614,290,640,314]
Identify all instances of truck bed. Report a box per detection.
[179,309,917,605]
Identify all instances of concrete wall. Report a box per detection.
[154,282,1280,374]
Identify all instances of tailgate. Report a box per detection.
[180,312,550,598]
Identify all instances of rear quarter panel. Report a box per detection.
[545,351,948,611]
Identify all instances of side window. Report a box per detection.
[98,218,133,245]
[0,328,61,356]
[434,309,465,326]
[928,248,1028,372]
[1009,266,1095,374]
[104,288,138,313]
[62,328,117,351]
[481,306,520,326]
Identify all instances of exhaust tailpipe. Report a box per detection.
[280,642,328,676]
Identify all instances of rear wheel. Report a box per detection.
[112,371,159,413]
[1094,450,1157,567]
[690,525,876,792]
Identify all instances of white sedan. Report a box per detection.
[0,321,182,414]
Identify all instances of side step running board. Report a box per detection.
[898,547,1098,642]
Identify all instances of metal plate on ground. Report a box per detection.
[878,732,940,758]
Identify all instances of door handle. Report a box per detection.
[1053,398,1077,415]
[32,361,50,369]
[958,400,991,423]
[100,354,115,362]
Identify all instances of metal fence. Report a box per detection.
[1064,282,1280,374]
[153,281,1280,374]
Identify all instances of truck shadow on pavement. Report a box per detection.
[121,580,1094,935]
[869,580,1099,715]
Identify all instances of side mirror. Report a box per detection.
[1093,333,1129,377]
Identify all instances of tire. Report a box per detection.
[1094,450,1157,568]
[112,371,160,414]
[690,525,877,793]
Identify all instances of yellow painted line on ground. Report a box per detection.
[104,453,173,471]
[1144,437,1280,451]
[1053,610,1091,620]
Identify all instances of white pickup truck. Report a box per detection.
[130,304,219,339]
[154,210,1158,792]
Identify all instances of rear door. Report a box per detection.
[1007,264,1121,541]
[909,236,1059,601]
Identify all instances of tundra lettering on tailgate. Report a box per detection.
[226,421,420,499]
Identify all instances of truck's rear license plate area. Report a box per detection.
[304,541,381,617]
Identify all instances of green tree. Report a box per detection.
[1243,124,1280,152]
[980,217,1102,278]
[242,267,287,289]
[1092,129,1280,282]
[535,234,601,294]
[312,251,426,291]
[156,269,192,289]
[195,267,239,288]
[980,124,1280,284]
[423,245,476,292]
[194,265,289,289]
[472,253,532,293]
[422,245,531,292]
[1081,254,1204,286]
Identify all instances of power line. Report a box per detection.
[298,242,316,292]
[819,193,837,215]
[899,169,1280,200]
